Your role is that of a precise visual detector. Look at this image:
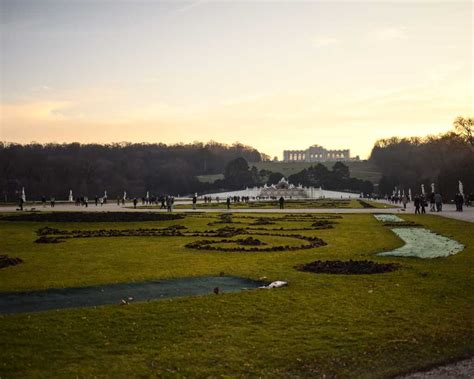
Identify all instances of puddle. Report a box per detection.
[0,276,264,315]
[374,214,404,223]
[378,228,464,259]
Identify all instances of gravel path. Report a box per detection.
[398,357,474,378]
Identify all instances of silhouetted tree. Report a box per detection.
[0,141,264,201]
[370,118,474,200]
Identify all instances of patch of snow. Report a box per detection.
[378,228,464,259]
[374,214,404,223]
[259,280,288,289]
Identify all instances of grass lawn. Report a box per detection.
[251,160,382,183]
[145,198,395,210]
[0,212,472,377]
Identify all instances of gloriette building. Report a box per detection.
[283,145,357,162]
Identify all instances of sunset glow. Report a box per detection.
[1,0,472,158]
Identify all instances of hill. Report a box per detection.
[197,161,381,184]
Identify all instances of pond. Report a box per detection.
[0,276,265,315]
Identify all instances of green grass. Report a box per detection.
[251,160,382,183]
[196,173,224,183]
[150,199,394,210]
[0,212,472,377]
[196,161,381,184]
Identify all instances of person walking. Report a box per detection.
[402,194,408,210]
[429,193,435,212]
[414,196,421,214]
[50,197,55,208]
[226,197,231,210]
[455,193,464,212]
[18,196,24,211]
[133,198,138,208]
[279,196,285,209]
[192,194,197,210]
[420,195,426,214]
[434,193,443,212]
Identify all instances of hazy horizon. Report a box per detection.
[1,0,472,159]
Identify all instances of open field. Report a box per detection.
[196,161,382,184]
[254,160,381,183]
[0,210,472,377]
[169,199,393,210]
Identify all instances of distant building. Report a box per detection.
[283,145,358,162]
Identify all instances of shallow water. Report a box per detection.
[378,228,464,259]
[0,276,264,315]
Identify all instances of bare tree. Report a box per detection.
[453,116,473,146]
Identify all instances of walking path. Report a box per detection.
[0,201,472,222]
[399,356,474,378]
[374,200,474,223]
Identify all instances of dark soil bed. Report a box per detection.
[358,200,375,208]
[0,212,184,223]
[0,255,23,269]
[296,259,400,274]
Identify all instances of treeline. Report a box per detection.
[214,158,373,194]
[370,117,474,200]
[287,162,374,194]
[0,142,262,200]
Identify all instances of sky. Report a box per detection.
[0,0,472,159]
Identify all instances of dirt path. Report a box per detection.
[399,357,474,378]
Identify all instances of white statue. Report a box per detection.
[104,190,107,199]
[123,191,127,200]
[408,188,412,202]
[431,183,435,193]
[146,191,149,199]
[458,180,464,195]
[421,184,425,195]
[69,190,73,202]
[21,187,26,202]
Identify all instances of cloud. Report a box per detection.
[373,26,407,41]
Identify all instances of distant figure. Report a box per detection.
[121,197,125,206]
[213,287,219,295]
[279,196,285,209]
[166,196,172,212]
[414,196,421,214]
[99,197,104,206]
[467,193,473,207]
[160,196,166,209]
[117,196,120,206]
[50,197,55,208]
[455,193,464,212]
[18,197,24,211]
[434,193,443,212]
[429,193,435,212]
[420,195,426,214]
[41,196,46,208]
[226,197,231,210]
[133,198,137,208]
[192,194,197,210]
[84,197,88,208]
[402,194,408,210]
[95,196,99,206]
